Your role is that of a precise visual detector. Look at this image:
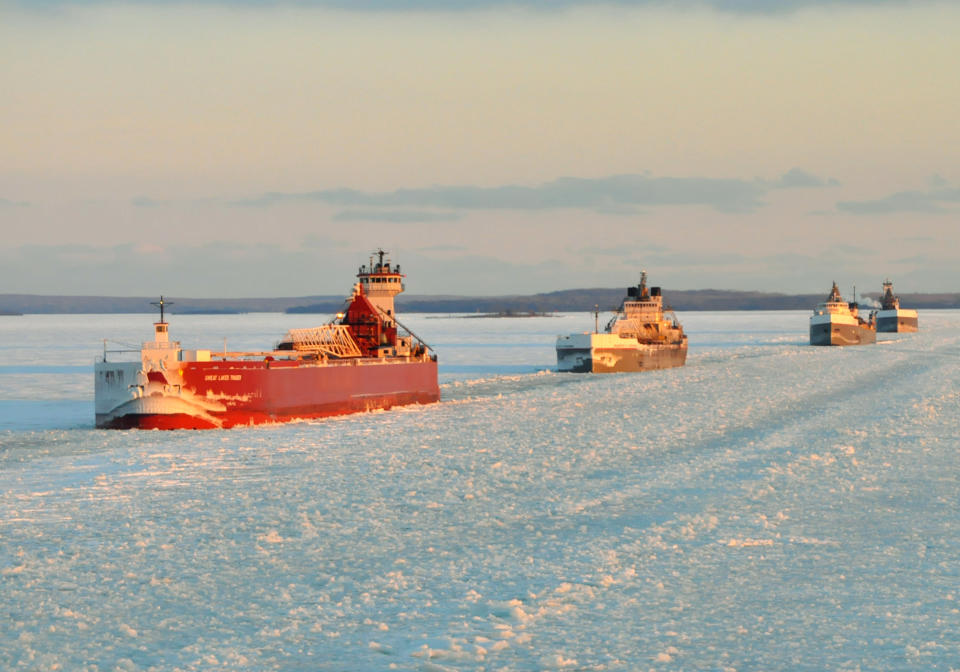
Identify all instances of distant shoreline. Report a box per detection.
[2,289,959,315]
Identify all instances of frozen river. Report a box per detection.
[1,310,959,670]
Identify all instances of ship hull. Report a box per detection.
[876,310,918,333]
[95,358,439,429]
[556,333,687,373]
[809,322,876,346]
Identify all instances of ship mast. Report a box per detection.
[150,296,173,343]
[151,296,172,323]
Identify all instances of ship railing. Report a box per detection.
[100,339,143,363]
[99,348,141,363]
[280,324,363,358]
[202,351,423,365]
[143,340,180,350]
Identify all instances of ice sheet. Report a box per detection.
[2,311,958,670]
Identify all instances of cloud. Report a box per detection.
[893,253,933,265]
[0,241,356,297]
[132,196,168,207]
[770,167,840,189]
[416,245,468,253]
[693,0,919,13]
[0,198,29,208]
[8,0,931,14]
[0,241,615,296]
[593,203,648,216]
[837,187,960,214]
[332,210,461,223]
[301,235,349,249]
[574,245,663,256]
[622,250,750,268]
[830,243,871,256]
[236,173,778,214]
[2,233,956,297]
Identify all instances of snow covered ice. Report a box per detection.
[2,311,959,670]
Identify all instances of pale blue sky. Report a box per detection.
[1,0,957,297]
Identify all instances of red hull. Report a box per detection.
[96,252,439,430]
[97,358,439,430]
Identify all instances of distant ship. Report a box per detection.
[95,251,439,429]
[876,279,918,333]
[556,272,687,373]
[809,282,876,346]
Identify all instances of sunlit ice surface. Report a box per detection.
[1,310,959,669]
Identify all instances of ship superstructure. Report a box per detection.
[95,251,439,429]
[876,279,918,333]
[556,272,687,373]
[809,282,876,346]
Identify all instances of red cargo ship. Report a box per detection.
[95,251,439,429]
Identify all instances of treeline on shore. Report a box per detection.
[4,289,960,315]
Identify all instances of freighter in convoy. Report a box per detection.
[876,279,918,333]
[809,282,876,346]
[556,272,687,373]
[95,251,439,429]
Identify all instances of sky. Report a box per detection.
[1,0,958,298]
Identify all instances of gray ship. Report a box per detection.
[556,272,687,373]
[809,282,876,346]
[876,279,918,333]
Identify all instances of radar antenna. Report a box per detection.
[150,296,173,323]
